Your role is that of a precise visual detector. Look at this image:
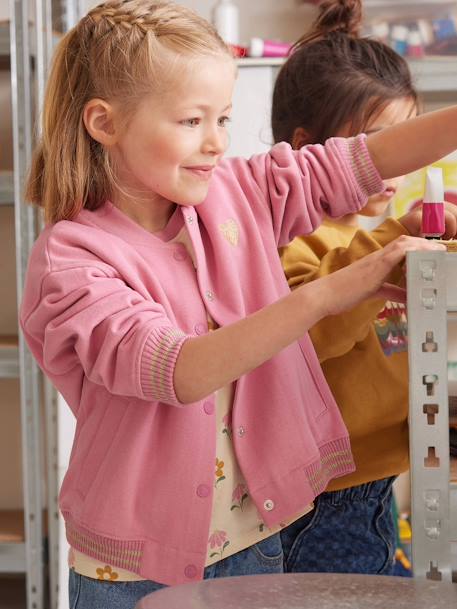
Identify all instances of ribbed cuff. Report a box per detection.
[140,327,190,405]
[344,133,385,200]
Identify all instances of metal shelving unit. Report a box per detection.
[236,56,457,95]
[408,58,457,95]
[0,171,13,205]
[407,250,457,583]
[0,2,60,608]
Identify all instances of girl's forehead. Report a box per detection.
[157,55,236,105]
[366,97,417,130]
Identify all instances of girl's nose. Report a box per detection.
[202,126,227,155]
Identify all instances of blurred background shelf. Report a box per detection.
[0,336,19,378]
[0,172,13,205]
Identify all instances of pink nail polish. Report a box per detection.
[421,167,445,239]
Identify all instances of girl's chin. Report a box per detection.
[359,200,392,217]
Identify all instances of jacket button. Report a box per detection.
[196,484,210,498]
[184,564,197,578]
[173,249,187,261]
[203,402,214,415]
[195,323,207,335]
[263,499,275,511]
[187,216,194,224]
[205,290,215,301]
[237,426,245,437]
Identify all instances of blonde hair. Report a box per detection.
[26,0,231,223]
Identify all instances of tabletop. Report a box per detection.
[135,572,457,609]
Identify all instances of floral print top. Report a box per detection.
[205,375,313,566]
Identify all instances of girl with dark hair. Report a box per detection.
[276,0,434,576]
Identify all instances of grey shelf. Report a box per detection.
[0,337,19,378]
[0,544,26,573]
[409,57,457,94]
[3,1,61,607]
[0,22,9,58]
[407,251,457,583]
[0,172,14,205]
[0,510,26,574]
[364,0,456,7]
[237,56,457,94]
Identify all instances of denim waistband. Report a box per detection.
[320,476,396,505]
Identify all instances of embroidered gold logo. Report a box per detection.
[219,218,239,246]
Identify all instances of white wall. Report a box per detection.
[82,0,317,44]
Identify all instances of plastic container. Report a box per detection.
[248,38,292,58]
[212,0,239,46]
[391,24,409,56]
[407,30,425,58]
[421,167,445,238]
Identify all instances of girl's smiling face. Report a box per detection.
[109,54,236,217]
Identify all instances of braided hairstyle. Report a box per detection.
[26,1,231,223]
[272,0,418,146]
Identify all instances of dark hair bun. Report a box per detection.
[313,0,362,40]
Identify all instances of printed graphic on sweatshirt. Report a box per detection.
[374,302,408,356]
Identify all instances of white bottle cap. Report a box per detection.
[417,19,434,45]
[391,25,409,41]
[407,30,422,46]
[372,21,390,39]
[424,167,444,203]
[249,37,264,58]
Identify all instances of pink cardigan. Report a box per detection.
[20,136,383,585]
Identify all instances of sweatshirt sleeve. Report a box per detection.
[246,134,384,247]
[20,243,192,408]
[280,218,408,362]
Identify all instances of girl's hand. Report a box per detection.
[317,235,446,317]
[399,202,457,239]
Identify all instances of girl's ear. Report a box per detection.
[83,99,118,146]
[291,127,311,150]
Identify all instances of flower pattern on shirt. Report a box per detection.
[222,413,232,440]
[208,530,230,560]
[215,458,226,486]
[230,483,249,511]
[96,565,119,581]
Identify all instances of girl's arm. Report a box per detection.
[21,233,444,407]
[240,105,457,249]
[280,218,406,363]
[367,105,457,179]
[280,205,457,363]
[174,236,444,403]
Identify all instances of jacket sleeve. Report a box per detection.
[20,251,191,408]
[245,134,385,247]
[280,218,408,362]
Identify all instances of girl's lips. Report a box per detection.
[380,187,397,199]
[184,166,215,180]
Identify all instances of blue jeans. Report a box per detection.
[69,477,396,608]
[69,533,284,609]
[280,476,396,575]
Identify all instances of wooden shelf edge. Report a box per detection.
[0,510,24,544]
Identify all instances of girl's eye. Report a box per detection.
[218,116,231,127]
[181,118,200,127]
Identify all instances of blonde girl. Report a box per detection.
[20,1,456,607]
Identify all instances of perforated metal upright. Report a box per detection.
[407,250,457,582]
[5,1,60,607]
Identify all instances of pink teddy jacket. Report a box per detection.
[20,136,384,585]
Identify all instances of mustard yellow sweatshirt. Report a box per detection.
[280,217,410,491]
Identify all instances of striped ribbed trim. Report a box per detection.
[140,327,190,404]
[304,438,355,496]
[65,519,144,573]
[345,134,384,200]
